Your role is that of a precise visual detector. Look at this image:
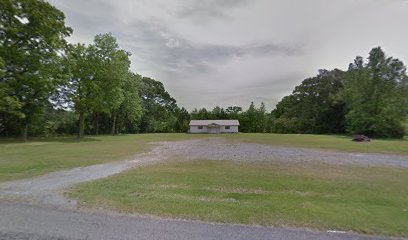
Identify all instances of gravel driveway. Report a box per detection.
[157,138,408,167]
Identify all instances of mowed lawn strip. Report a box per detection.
[226,133,408,155]
[69,160,408,237]
[0,134,205,182]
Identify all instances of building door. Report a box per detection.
[209,127,216,134]
[208,123,221,134]
[209,126,220,134]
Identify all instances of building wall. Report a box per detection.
[190,126,208,133]
[190,125,239,133]
[221,125,239,133]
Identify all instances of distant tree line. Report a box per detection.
[1,0,407,139]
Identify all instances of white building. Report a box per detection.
[189,120,239,134]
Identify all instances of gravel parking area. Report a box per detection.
[157,138,408,168]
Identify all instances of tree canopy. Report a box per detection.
[0,0,72,139]
[272,69,346,134]
[344,47,408,137]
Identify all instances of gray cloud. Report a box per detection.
[177,0,250,20]
[118,19,303,76]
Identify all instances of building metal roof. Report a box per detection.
[189,120,240,126]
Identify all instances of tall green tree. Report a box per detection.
[115,73,143,133]
[139,77,178,133]
[344,47,408,137]
[65,43,99,138]
[210,106,228,119]
[0,0,72,139]
[91,33,130,135]
[0,57,24,135]
[239,102,257,132]
[174,107,190,132]
[225,106,242,120]
[238,102,268,133]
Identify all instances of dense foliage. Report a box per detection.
[269,48,408,138]
[343,48,408,138]
[0,0,72,139]
[1,1,407,138]
[138,77,183,133]
[272,69,346,134]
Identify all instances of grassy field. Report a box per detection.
[0,134,201,182]
[1,133,408,182]
[69,160,408,236]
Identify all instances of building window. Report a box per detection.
[198,126,203,130]
[225,126,230,130]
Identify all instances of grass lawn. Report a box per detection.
[0,133,203,182]
[227,133,408,155]
[69,160,408,236]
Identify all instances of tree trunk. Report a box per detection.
[111,112,116,136]
[79,111,85,138]
[23,122,28,141]
[95,112,99,135]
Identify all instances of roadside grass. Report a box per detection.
[226,133,408,155]
[0,133,204,182]
[69,160,408,236]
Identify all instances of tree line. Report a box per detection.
[1,0,407,139]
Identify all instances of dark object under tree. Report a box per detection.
[352,135,371,142]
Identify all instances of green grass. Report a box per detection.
[0,133,204,182]
[69,160,408,236]
[226,133,408,155]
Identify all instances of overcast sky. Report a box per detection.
[48,0,408,111]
